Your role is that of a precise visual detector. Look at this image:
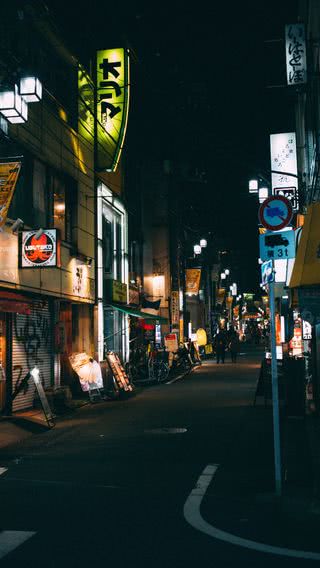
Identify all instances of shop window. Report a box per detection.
[115,217,122,280]
[104,308,122,354]
[49,170,77,243]
[102,211,113,274]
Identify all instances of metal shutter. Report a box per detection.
[12,300,53,412]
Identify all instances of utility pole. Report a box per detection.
[268,264,282,496]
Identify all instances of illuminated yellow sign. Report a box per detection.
[185,269,201,295]
[78,65,94,144]
[96,48,130,172]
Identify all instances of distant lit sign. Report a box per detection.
[21,229,59,268]
[261,259,273,285]
[243,293,254,301]
[185,269,201,295]
[285,24,307,86]
[96,48,130,172]
[270,133,298,195]
[259,229,295,261]
[171,291,179,325]
[302,319,312,340]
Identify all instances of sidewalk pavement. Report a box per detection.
[0,397,90,450]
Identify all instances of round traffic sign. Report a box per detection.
[258,195,293,231]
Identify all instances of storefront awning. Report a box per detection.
[107,303,168,324]
[0,290,33,314]
[289,203,320,288]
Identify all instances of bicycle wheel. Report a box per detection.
[157,361,170,383]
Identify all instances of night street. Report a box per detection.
[0,1,320,566]
[0,349,316,567]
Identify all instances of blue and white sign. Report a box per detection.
[259,229,296,261]
[258,195,293,231]
[261,259,274,285]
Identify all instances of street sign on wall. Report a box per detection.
[259,229,295,261]
[258,195,293,231]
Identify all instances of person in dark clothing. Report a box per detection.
[229,332,240,363]
[214,334,227,363]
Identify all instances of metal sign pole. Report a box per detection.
[269,263,282,496]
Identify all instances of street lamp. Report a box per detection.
[258,186,269,203]
[194,244,201,255]
[224,268,230,276]
[200,238,207,248]
[249,179,259,194]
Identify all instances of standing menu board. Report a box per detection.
[33,374,55,428]
[106,352,133,392]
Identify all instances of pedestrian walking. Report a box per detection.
[214,334,227,364]
[229,332,240,363]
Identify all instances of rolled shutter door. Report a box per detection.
[12,300,52,412]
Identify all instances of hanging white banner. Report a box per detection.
[270,132,298,195]
[285,24,307,86]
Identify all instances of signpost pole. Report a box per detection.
[269,262,282,496]
[258,194,294,497]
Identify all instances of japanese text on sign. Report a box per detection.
[96,48,130,172]
[285,24,307,86]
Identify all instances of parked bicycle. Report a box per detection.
[126,343,170,384]
[148,347,170,383]
[169,343,193,374]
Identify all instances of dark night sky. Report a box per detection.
[45,0,297,293]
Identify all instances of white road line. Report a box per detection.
[166,372,187,385]
[183,464,320,561]
[0,468,8,476]
[166,366,196,384]
[0,531,36,560]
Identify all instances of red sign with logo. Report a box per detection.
[20,229,60,268]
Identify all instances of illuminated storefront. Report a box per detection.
[97,182,129,361]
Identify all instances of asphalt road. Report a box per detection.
[0,348,317,567]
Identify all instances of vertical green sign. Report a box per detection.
[96,48,130,172]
